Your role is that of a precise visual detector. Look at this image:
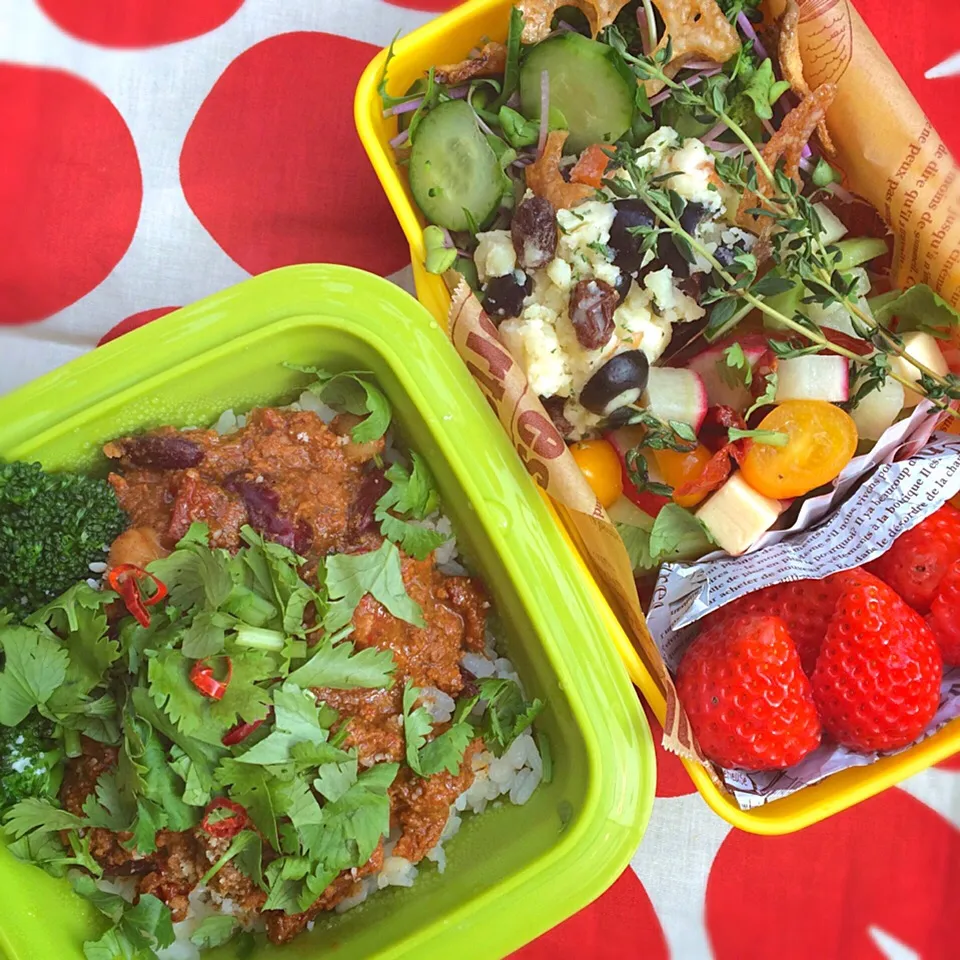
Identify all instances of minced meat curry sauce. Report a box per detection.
[55,403,529,946]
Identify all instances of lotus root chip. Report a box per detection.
[737,82,838,234]
[525,130,595,211]
[517,0,634,44]
[646,0,741,94]
[434,42,508,85]
[778,0,834,154]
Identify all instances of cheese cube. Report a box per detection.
[695,473,782,556]
[890,331,949,408]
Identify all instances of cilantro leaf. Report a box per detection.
[312,758,358,803]
[147,525,234,612]
[235,683,334,766]
[287,365,392,442]
[180,610,229,659]
[286,637,395,690]
[745,371,778,418]
[2,797,84,839]
[215,759,279,850]
[190,915,240,949]
[0,625,70,725]
[82,771,135,830]
[477,678,542,755]
[720,342,752,388]
[239,526,323,637]
[418,721,476,776]
[374,456,449,560]
[147,648,272,744]
[324,540,424,631]
[401,682,434,776]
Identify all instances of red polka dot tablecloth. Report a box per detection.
[1,2,959,957]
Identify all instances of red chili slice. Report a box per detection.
[221,715,267,746]
[106,564,168,627]
[201,798,247,839]
[189,657,233,701]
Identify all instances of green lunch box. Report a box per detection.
[0,264,654,960]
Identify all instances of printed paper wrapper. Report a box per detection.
[443,0,960,777]
[647,434,960,808]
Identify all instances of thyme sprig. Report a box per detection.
[602,33,960,416]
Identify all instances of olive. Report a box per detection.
[580,350,650,416]
[482,272,532,321]
[609,200,655,277]
[680,201,709,237]
[715,238,748,269]
[613,268,633,301]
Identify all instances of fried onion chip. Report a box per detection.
[525,131,595,210]
[434,41,508,85]
[778,0,835,154]
[737,82,838,234]
[516,0,633,44]
[645,0,741,95]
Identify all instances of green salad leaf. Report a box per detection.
[323,540,424,631]
[872,283,960,334]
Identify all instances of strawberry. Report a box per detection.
[677,614,822,771]
[927,558,960,666]
[699,567,879,676]
[865,504,960,613]
[812,578,943,753]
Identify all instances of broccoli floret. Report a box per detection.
[0,461,128,615]
[0,714,59,810]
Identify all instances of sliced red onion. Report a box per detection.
[648,68,720,106]
[703,121,727,142]
[737,11,768,61]
[384,86,469,117]
[390,129,410,148]
[760,116,777,138]
[537,69,550,157]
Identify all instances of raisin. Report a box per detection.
[122,435,204,469]
[568,278,619,350]
[482,273,531,321]
[511,196,557,269]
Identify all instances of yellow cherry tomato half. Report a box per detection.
[739,400,858,499]
[651,444,714,508]
[570,438,623,508]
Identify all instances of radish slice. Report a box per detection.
[774,355,850,403]
[851,379,905,441]
[642,368,708,432]
[686,344,766,412]
[607,427,670,516]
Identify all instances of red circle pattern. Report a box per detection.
[706,789,959,960]
[512,868,668,960]
[98,306,180,345]
[37,0,244,48]
[180,32,409,279]
[0,64,141,325]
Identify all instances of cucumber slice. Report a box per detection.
[409,100,504,232]
[519,33,635,154]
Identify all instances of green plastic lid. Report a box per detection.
[0,265,654,960]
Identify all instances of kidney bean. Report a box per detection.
[228,477,297,547]
[569,278,619,350]
[511,196,557,269]
[123,435,204,469]
[351,467,388,536]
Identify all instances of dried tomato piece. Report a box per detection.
[672,443,740,499]
[525,130,594,211]
[434,42,507,85]
[698,405,747,453]
[569,144,612,188]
